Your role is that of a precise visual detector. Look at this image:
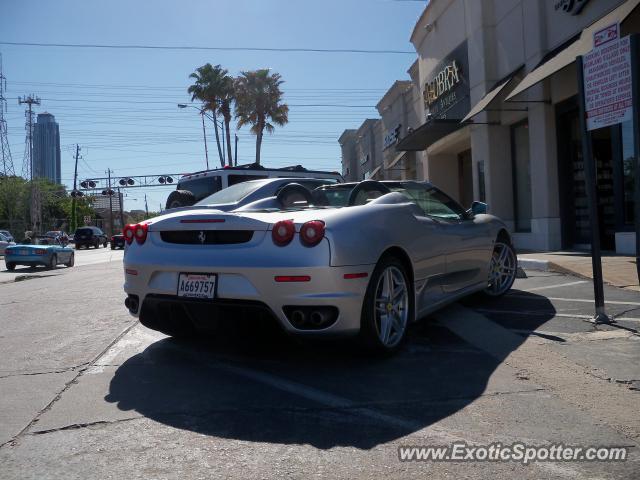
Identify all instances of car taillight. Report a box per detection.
[134,223,149,245]
[272,220,295,246]
[4,249,10,255]
[300,221,325,247]
[123,224,135,245]
[35,249,46,255]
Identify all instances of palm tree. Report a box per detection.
[234,69,289,166]
[187,64,235,167]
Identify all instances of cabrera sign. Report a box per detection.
[422,41,470,120]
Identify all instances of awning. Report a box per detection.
[460,67,522,123]
[396,119,465,152]
[368,165,382,179]
[506,0,640,101]
[385,151,406,170]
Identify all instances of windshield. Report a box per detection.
[196,179,271,205]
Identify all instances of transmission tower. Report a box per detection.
[0,53,14,177]
[19,94,40,180]
[18,94,41,232]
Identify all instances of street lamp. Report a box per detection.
[178,103,229,168]
[178,103,209,170]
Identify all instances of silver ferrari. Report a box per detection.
[122,179,516,353]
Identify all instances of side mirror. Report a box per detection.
[469,201,488,216]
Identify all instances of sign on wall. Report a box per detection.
[582,24,632,131]
[422,41,470,120]
[554,0,590,16]
[383,124,401,150]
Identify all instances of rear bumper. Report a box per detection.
[124,263,374,336]
[4,255,48,267]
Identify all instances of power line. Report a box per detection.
[0,40,415,55]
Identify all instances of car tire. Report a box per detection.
[103,241,108,248]
[111,244,115,250]
[166,190,196,210]
[483,239,517,298]
[6,262,15,271]
[359,256,413,355]
[66,253,75,267]
[48,254,57,270]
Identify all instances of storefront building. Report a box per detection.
[339,118,384,182]
[375,68,424,181]
[393,0,639,253]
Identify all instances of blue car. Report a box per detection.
[4,235,75,271]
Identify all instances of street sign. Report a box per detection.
[582,24,632,131]
[83,215,91,225]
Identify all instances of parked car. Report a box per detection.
[0,232,16,253]
[111,234,125,250]
[0,230,14,243]
[74,227,108,249]
[123,179,515,354]
[165,163,342,210]
[45,230,70,246]
[4,235,75,270]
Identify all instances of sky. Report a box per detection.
[1,0,426,211]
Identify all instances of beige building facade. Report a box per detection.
[339,119,384,182]
[341,0,640,253]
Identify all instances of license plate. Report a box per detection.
[177,273,217,299]
[19,249,28,255]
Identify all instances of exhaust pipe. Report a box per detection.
[310,310,328,327]
[290,309,306,327]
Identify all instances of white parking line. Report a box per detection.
[522,281,587,292]
[474,308,640,323]
[508,294,640,307]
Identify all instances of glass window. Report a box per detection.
[228,174,268,186]
[396,185,465,220]
[196,179,271,205]
[512,122,532,232]
[178,176,221,201]
[621,120,635,225]
[477,160,486,202]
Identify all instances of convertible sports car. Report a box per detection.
[123,179,516,353]
[4,235,75,271]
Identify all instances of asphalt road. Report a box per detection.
[0,255,639,479]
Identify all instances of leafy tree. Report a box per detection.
[234,69,289,166]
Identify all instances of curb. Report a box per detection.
[517,258,550,272]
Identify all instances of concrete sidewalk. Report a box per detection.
[518,251,639,291]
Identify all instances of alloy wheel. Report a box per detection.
[373,265,409,348]
[484,241,516,296]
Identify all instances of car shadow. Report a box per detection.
[105,292,556,450]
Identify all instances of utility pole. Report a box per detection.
[19,94,41,233]
[144,194,149,219]
[107,168,114,238]
[234,134,238,166]
[117,186,125,232]
[0,53,15,177]
[18,95,40,180]
[70,144,80,232]
[200,111,209,170]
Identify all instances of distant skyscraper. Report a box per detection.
[33,112,61,184]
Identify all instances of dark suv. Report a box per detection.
[74,227,108,249]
